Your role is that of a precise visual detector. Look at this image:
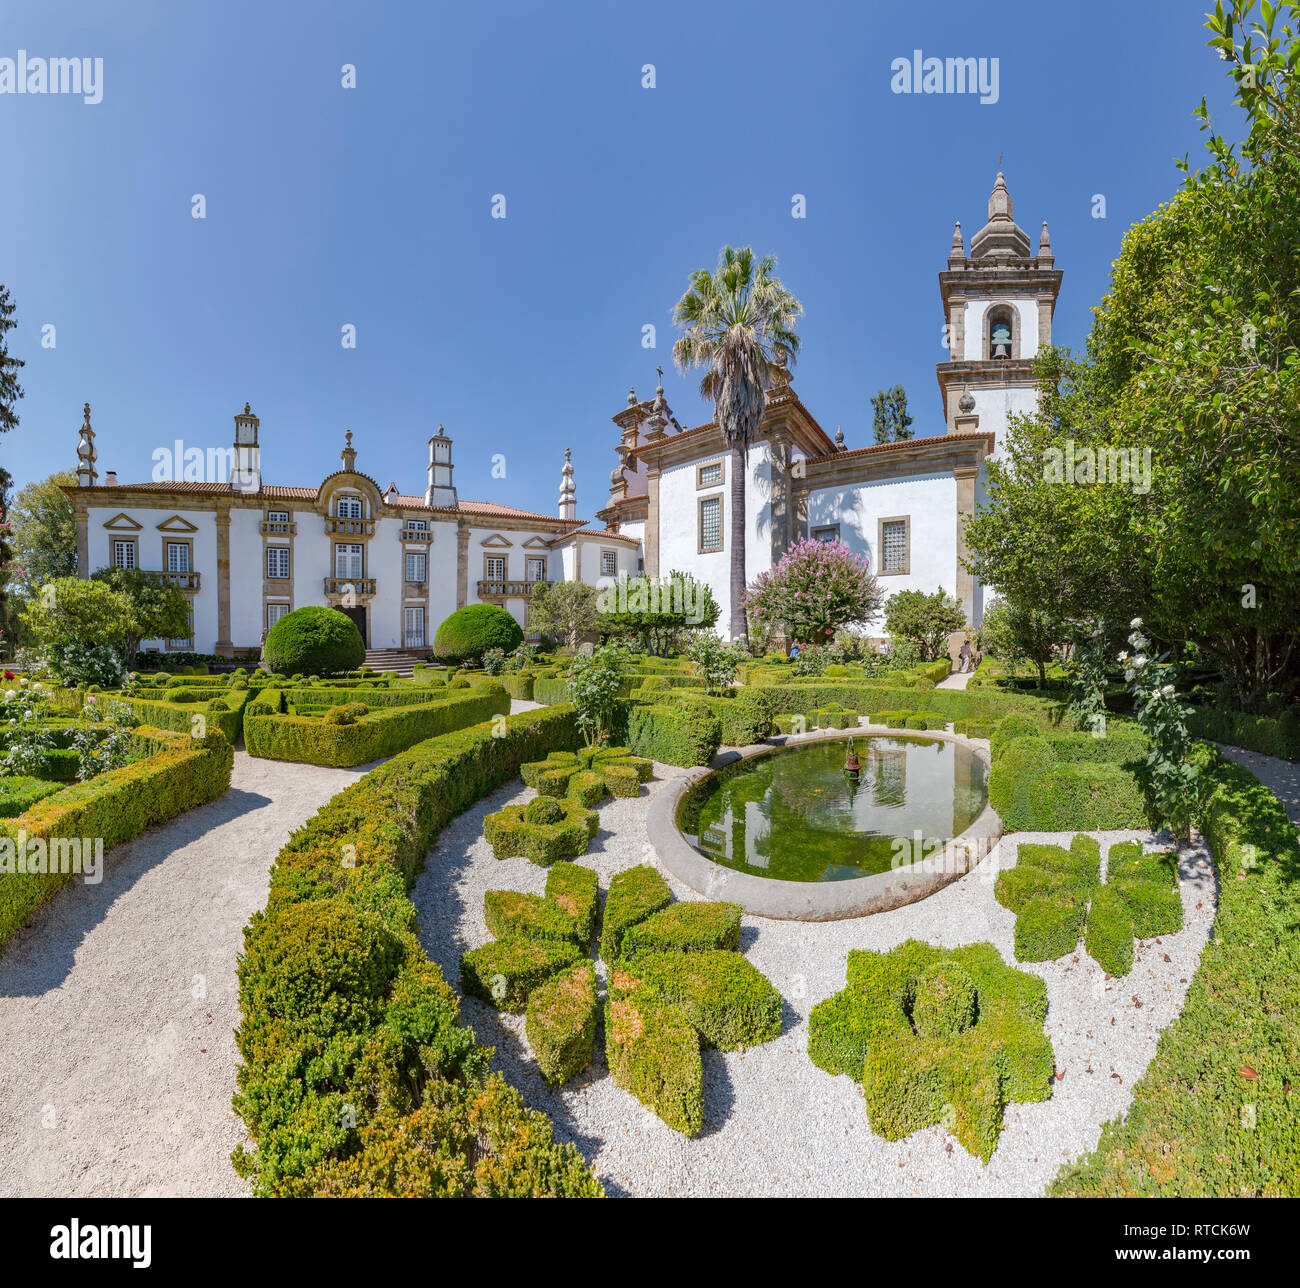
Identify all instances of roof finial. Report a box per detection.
[558,446,577,520]
[341,429,357,470]
[834,425,846,451]
[76,401,98,486]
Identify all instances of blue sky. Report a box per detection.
[3,0,1239,517]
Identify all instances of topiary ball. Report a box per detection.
[432,604,523,663]
[525,797,565,825]
[911,961,977,1039]
[264,606,365,676]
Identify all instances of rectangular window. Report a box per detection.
[485,555,506,581]
[166,542,190,572]
[404,606,426,649]
[404,552,427,583]
[168,609,194,649]
[112,539,136,570]
[267,510,289,523]
[335,544,364,579]
[407,519,427,531]
[336,496,363,519]
[600,549,618,578]
[880,518,909,575]
[699,496,722,553]
[811,525,840,544]
[527,557,547,582]
[697,460,724,488]
[267,546,291,580]
[266,602,290,631]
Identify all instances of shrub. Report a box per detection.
[264,606,365,676]
[604,981,703,1137]
[482,795,598,865]
[618,901,742,960]
[460,936,581,1012]
[624,700,721,767]
[483,890,580,946]
[525,963,598,1086]
[808,940,1053,1161]
[231,703,598,1197]
[433,605,523,664]
[628,950,782,1050]
[600,864,672,961]
[245,689,505,767]
[520,745,653,803]
[0,728,233,950]
[545,862,598,945]
[1051,750,1300,1196]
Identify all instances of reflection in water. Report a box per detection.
[679,736,987,884]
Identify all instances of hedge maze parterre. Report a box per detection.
[808,940,1055,1161]
[463,860,782,1134]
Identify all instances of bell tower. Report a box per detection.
[936,172,1062,459]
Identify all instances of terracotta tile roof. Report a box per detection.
[808,431,994,463]
[68,480,584,526]
[547,528,642,546]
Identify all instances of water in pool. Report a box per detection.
[678,735,988,883]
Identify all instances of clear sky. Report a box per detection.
[2,0,1239,518]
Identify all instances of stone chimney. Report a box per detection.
[426,425,457,509]
[104,470,118,486]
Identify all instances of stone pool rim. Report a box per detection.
[647,725,1003,922]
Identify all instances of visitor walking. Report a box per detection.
[958,639,972,673]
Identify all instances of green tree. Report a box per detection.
[595,570,719,655]
[90,567,192,659]
[884,588,967,662]
[10,470,77,591]
[22,577,131,649]
[965,4,1300,710]
[673,246,802,644]
[986,594,1062,687]
[566,642,627,746]
[870,384,914,445]
[0,283,26,654]
[528,579,600,650]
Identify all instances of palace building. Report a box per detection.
[65,173,1057,656]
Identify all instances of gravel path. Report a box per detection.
[411,764,1217,1197]
[935,670,972,689]
[0,750,366,1197]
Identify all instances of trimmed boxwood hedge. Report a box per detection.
[622,700,721,767]
[525,962,599,1086]
[600,864,672,961]
[432,604,523,663]
[618,900,742,959]
[245,687,508,766]
[112,687,250,743]
[808,939,1053,1161]
[1050,748,1300,1196]
[482,794,598,865]
[988,715,1149,831]
[1,727,233,951]
[264,605,365,675]
[231,702,600,1197]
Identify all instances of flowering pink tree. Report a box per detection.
[744,538,883,645]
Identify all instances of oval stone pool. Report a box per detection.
[676,735,989,883]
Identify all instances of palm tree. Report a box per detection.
[672,247,802,644]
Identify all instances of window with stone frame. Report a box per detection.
[880,519,909,574]
[699,495,722,553]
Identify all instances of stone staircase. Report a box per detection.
[362,648,427,678]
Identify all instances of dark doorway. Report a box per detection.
[338,605,367,646]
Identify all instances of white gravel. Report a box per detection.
[0,750,368,1197]
[411,764,1218,1197]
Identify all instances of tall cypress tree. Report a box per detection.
[870,384,914,444]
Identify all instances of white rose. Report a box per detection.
[1134,655,1148,668]
[1162,683,1175,695]
[1118,651,1130,663]
[1124,669,1135,682]
[1130,617,1143,628]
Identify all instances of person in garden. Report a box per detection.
[959,638,972,672]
